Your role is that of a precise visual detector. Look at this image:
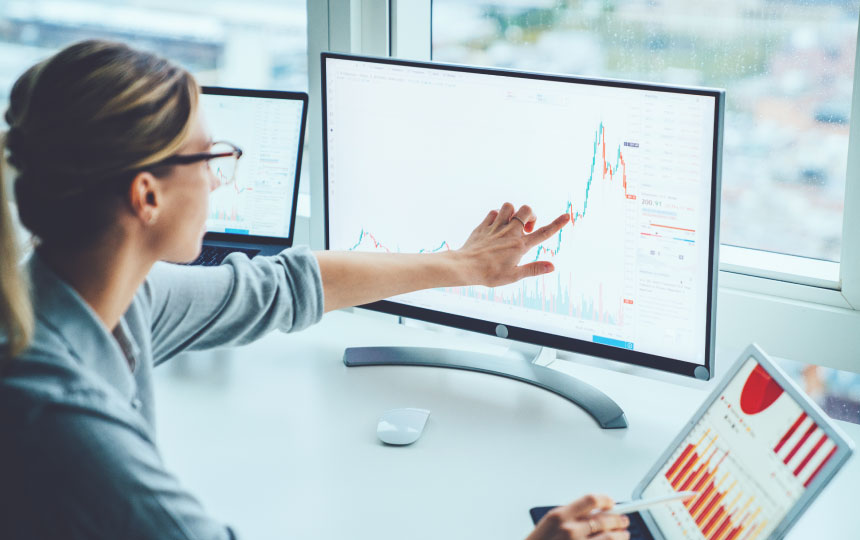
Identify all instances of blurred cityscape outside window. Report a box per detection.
[432,0,860,423]
[776,357,860,425]
[0,0,309,188]
[433,0,859,263]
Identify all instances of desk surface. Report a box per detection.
[153,311,859,540]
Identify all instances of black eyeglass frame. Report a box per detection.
[154,140,243,170]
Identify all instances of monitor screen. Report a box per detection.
[641,357,841,539]
[200,89,306,239]
[323,55,722,377]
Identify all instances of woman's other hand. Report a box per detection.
[526,494,630,540]
[458,202,570,287]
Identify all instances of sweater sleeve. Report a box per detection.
[143,247,325,365]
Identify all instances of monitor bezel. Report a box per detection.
[201,86,309,246]
[321,52,724,379]
[633,343,854,539]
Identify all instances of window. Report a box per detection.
[0,0,308,102]
[777,357,860,424]
[417,1,860,417]
[365,1,860,374]
[432,1,859,263]
[0,0,311,212]
[0,0,309,198]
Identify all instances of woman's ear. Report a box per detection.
[128,171,161,226]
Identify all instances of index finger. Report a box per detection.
[524,213,570,249]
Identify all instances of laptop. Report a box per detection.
[531,343,855,539]
[190,86,308,266]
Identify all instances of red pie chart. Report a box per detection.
[740,363,784,415]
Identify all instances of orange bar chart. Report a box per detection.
[664,434,767,540]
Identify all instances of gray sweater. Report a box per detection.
[0,248,325,539]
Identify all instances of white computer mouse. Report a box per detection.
[376,408,430,446]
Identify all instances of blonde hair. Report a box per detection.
[0,40,199,360]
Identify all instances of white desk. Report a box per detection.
[153,311,859,540]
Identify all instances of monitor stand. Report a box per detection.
[343,341,628,429]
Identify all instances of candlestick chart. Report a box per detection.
[348,121,638,333]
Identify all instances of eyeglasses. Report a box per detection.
[155,141,243,184]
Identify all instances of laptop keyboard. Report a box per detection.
[189,245,261,267]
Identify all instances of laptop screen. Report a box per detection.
[641,357,841,539]
[200,91,305,239]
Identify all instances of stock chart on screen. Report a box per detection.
[642,358,840,539]
[201,93,304,238]
[325,58,717,366]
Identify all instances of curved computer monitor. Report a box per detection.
[322,53,723,383]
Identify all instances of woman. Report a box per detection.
[0,40,630,540]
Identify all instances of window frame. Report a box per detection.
[309,0,860,373]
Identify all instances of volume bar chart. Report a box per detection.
[442,276,628,325]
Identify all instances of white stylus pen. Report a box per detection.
[610,491,699,515]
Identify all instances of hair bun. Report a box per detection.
[5,39,197,247]
[4,126,29,173]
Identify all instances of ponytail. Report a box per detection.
[0,131,33,361]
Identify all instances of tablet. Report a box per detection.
[530,344,854,539]
[634,343,854,539]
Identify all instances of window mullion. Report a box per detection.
[361,0,389,56]
[840,8,860,310]
[308,0,391,250]
[391,0,432,60]
[306,0,334,249]
[326,0,388,55]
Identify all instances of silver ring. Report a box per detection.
[511,216,527,228]
[588,518,599,535]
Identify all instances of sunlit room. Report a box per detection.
[0,1,858,539]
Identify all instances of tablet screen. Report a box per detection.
[641,357,840,539]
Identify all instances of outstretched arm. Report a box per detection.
[315,202,570,313]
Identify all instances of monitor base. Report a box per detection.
[343,346,628,429]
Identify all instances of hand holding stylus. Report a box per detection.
[526,494,630,540]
